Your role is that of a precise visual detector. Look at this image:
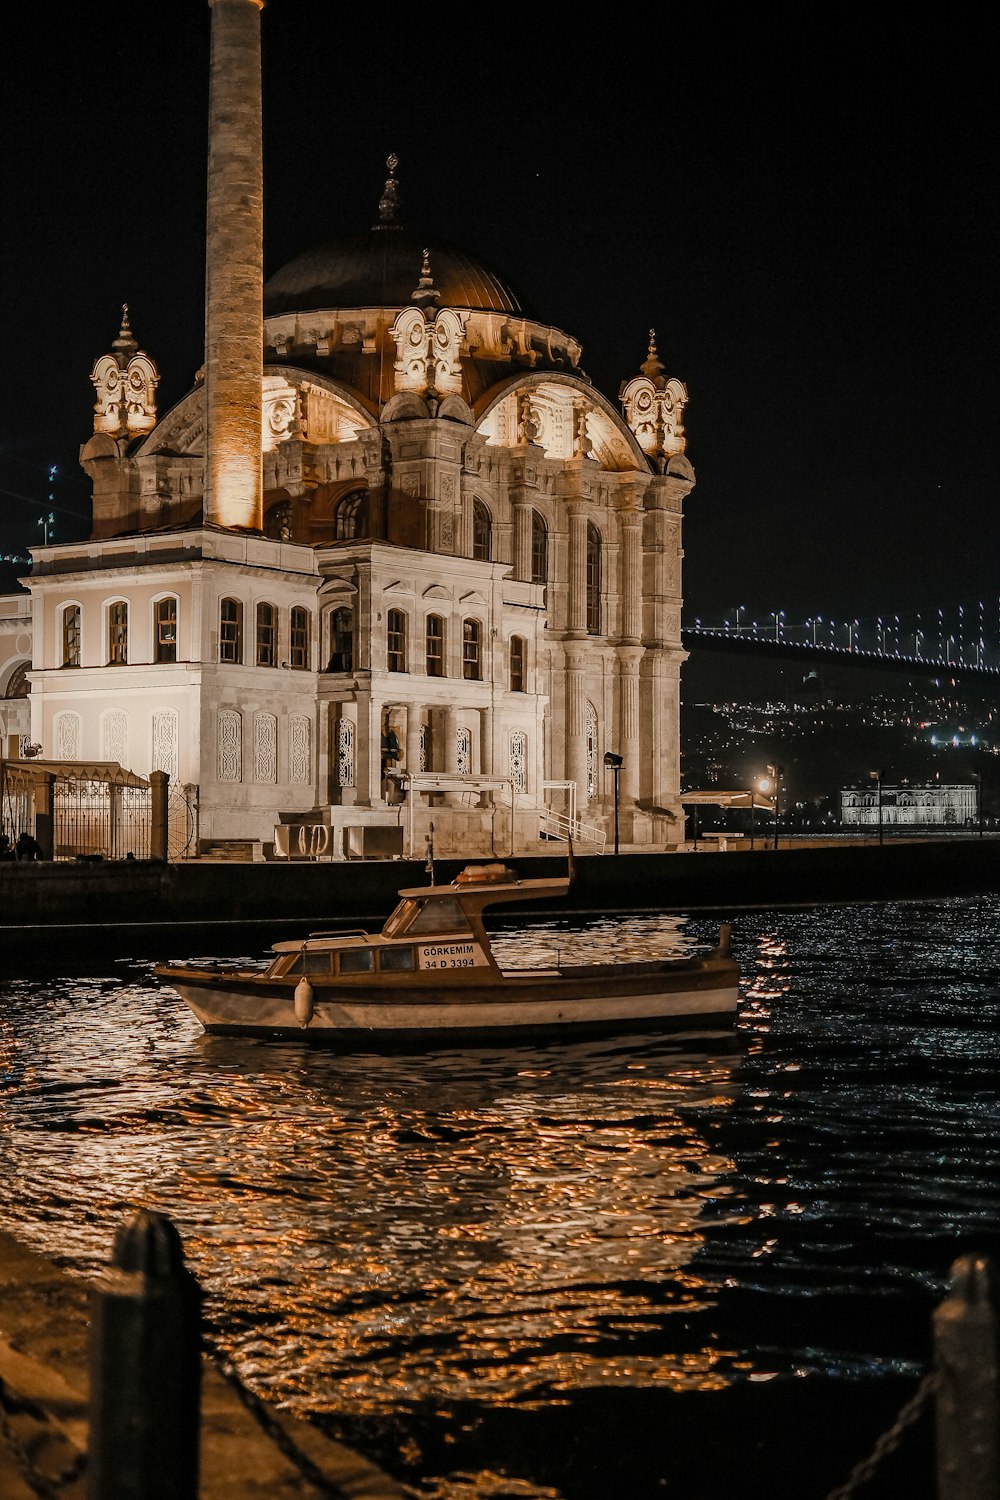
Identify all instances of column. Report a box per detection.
[620,509,643,643]
[567,501,588,637]
[512,498,532,581]
[204,0,265,531]
[616,647,642,805]
[564,650,588,809]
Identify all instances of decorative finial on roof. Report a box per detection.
[376,153,402,228]
[112,303,139,364]
[411,247,439,309]
[640,327,666,383]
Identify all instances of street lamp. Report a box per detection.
[766,763,784,849]
[869,768,883,846]
[604,751,623,856]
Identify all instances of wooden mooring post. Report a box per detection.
[933,1254,999,1500]
[87,1209,201,1500]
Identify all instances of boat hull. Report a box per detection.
[159,961,740,1044]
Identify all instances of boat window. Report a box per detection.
[382,899,417,938]
[339,948,374,974]
[302,951,332,975]
[267,955,296,977]
[379,946,415,972]
[407,897,469,935]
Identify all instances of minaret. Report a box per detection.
[204,0,264,531]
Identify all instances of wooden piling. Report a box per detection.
[933,1254,999,1500]
[87,1211,201,1500]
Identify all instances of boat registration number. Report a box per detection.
[418,942,489,970]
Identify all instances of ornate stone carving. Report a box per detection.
[289,714,311,784]
[253,713,277,783]
[91,307,160,440]
[218,709,242,783]
[152,708,179,781]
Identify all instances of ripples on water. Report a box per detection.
[1,899,999,1498]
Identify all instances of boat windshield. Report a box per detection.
[382,895,473,939]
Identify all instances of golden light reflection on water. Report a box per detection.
[0,924,746,1422]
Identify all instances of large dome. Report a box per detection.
[264,227,527,318]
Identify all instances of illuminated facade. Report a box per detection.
[11,0,698,857]
[841,784,978,826]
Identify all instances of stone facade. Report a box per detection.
[841,784,978,826]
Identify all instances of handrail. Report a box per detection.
[539,809,606,853]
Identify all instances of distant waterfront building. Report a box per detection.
[841,784,977,826]
[0,0,701,859]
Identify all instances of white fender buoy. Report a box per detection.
[293,976,314,1027]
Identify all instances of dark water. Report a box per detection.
[1,897,999,1499]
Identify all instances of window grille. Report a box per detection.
[387,609,406,672]
[108,601,128,664]
[531,511,548,584]
[425,614,444,676]
[586,524,602,634]
[254,712,277,782]
[256,602,277,666]
[63,605,81,667]
[472,499,492,560]
[154,597,177,663]
[337,718,355,787]
[462,618,482,680]
[510,635,526,692]
[220,598,243,664]
[509,729,527,795]
[290,607,310,669]
[289,715,311,784]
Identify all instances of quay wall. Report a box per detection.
[2,838,999,960]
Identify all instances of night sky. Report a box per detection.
[2,7,997,625]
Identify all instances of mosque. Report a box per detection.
[1,0,698,860]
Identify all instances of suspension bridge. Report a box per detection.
[683,599,1000,684]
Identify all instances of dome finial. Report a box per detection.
[411,247,439,309]
[376,153,402,228]
[112,303,139,365]
[641,327,665,382]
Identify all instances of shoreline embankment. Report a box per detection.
[2,837,999,964]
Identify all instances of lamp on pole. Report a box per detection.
[766,763,783,849]
[869,768,883,845]
[604,751,623,856]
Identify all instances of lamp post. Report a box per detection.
[869,768,883,845]
[604,751,622,855]
[973,771,983,837]
[766,763,783,849]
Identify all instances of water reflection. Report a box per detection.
[0,916,742,1428]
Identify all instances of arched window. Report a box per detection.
[334,489,369,541]
[4,663,28,699]
[425,614,445,677]
[107,600,128,665]
[256,602,277,666]
[154,597,178,663]
[62,605,81,667]
[531,511,548,585]
[462,618,482,680]
[509,635,526,692]
[472,499,492,561]
[220,597,243,663]
[264,499,293,541]
[387,609,406,672]
[327,607,354,673]
[290,607,310,669]
[509,729,527,795]
[586,523,602,634]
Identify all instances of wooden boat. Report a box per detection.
[155,861,739,1042]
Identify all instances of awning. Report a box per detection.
[681,789,775,811]
[1,759,150,789]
